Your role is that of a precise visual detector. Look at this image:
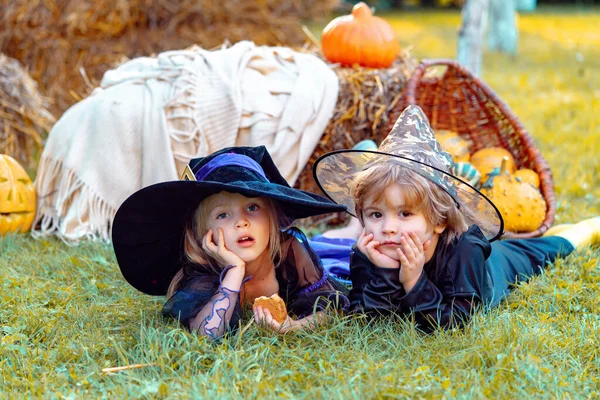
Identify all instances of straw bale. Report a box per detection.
[1,0,340,35]
[0,0,340,116]
[294,48,417,229]
[0,54,55,168]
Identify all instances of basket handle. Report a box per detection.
[405,59,465,105]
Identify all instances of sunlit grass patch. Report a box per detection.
[1,233,599,397]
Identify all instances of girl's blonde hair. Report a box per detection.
[352,162,468,245]
[166,194,288,297]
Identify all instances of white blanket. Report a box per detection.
[33,41,339,244]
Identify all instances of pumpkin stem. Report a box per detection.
[352,2,373,18]
[500,156,510,176]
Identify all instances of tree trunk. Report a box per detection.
[488,0,518,54]
[457,0,489,77]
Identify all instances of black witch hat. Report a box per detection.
[112,145,346,295]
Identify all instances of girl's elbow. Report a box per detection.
[189,322,223,340]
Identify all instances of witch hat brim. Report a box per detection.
[112,146,346,295]
[312,106,504,241]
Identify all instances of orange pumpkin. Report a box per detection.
[435,130,472,162]
[480,158,546,233]
[321,2,400,68]
[514,168,540,189]
[0,154,36,235]
[470,147,516,180]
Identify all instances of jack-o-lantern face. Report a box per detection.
[0,155,36,235]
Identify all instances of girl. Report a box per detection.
[313,105,600,333]
[112,146,348,339]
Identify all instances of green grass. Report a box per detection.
[2,8,600,398]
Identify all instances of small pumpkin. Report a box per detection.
[451,162,481,188]
[0,154,36,235]
[435,130,472,162]
[470,147,516,180]
[481,158,546,233]
[321,2,400,68]
[514,168,540,189]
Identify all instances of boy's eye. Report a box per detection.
[216,212,229,219]
[247,204,259,212]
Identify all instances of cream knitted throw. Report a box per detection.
[33,41,339,244]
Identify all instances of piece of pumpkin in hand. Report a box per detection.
[253,293,287,323]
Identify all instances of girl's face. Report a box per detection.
[203,192,271,263]
[362,183,445,262]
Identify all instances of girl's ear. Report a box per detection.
[434,223,447,234]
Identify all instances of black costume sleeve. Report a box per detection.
[348,248,406,314]
[399,228,491,333]
[397,273,479,333]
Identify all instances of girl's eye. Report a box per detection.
[400,211,412,217]
[247,204,259,212]
[216,213,228,219]
[369,211,382,219]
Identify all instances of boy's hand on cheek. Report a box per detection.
[397,232,430,292]
[202,228,245,268]
[357,229,400,269]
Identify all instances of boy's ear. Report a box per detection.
[356,210,365,227]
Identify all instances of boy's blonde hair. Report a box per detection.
[166,195,288,297]
[352,162,468,245]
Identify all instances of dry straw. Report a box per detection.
[0,54,55,168]
[0,0,340,116]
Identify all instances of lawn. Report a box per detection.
[2,7,599,399]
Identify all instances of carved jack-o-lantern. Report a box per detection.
[0,154,36,235]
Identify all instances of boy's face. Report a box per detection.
[361,183,445,262]
[203,192,271,263]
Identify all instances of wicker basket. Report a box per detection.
[389,59,555,239]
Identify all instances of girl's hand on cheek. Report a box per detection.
[202,228,245,268]
[357,228,400,269]
[397,232,430,292]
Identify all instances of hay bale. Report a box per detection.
[295,48,417,192]
[0,0,340,117]
[0,53,55,169]
[294,48,417,229]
